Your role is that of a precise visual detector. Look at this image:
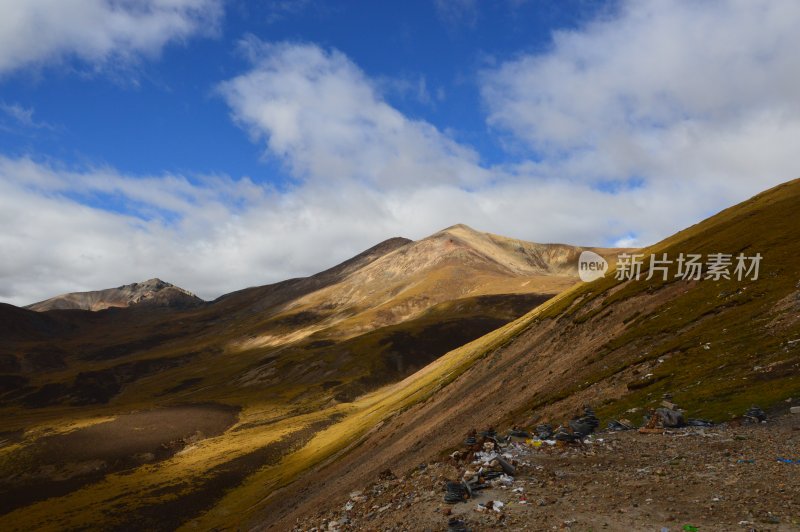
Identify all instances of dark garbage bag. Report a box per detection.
[744,405,766,423]
[535,423,554,440]
[444,481,468,504]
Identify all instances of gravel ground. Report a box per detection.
[292,414,800,531]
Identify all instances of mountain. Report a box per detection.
[0,225,615,530]
[223,179,800,530]
[222,224,621,347]
[26,278,204,312]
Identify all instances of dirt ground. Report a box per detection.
[291,414,800,531]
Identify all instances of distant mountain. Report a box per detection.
[241,223,623,343]
[25,278,205,312]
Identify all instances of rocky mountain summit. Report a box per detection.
[26,278,204,311]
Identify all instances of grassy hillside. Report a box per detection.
[248,178,800,529]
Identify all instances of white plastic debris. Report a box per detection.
[473,452,497,464]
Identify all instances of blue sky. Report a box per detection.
[1,0,799,305]
[0,1,604,178]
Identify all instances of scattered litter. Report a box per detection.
[535,423,554,440]
[496,456,516,475]
[491,473,514,487]
[744,405,766,423]
[776,457,797,464]
[567,406,600,440]
[508,428,530,438]
[735,459,755,464]
[444,481,468,504]
[682,525,699,532]
[476,500,504,513]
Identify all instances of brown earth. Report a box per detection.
[293,414,800,531]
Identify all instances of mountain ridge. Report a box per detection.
[26,278,204,312]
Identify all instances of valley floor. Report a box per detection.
[293,414,800,531]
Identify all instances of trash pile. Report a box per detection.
[442,400,774,510]
[443,407,604,511]
[445,428,519,506]
[292,394,796,531]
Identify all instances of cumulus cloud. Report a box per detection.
[0,0,223,75]
[218,40,489,190]
[481,0,800,197]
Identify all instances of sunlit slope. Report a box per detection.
[248,178,800,529]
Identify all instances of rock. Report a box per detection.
[790,406,800,414]
[656,407,685,428]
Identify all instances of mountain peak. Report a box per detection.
[27,279,204,312]
[438,223,481,235]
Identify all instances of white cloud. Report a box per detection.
[0,0,223,75]
[481,0,800,197]
[0,155,648,306]
[218,40,489,190]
